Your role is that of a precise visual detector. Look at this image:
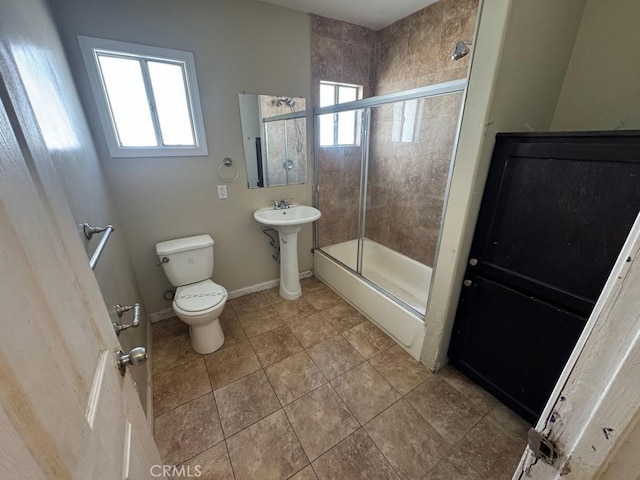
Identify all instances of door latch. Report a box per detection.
[116,347,148,376]
[527,428,557,465]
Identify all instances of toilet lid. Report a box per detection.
[174,280,227,313]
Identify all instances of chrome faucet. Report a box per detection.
[274,199,291,209]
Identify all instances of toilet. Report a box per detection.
[156,234,226,354]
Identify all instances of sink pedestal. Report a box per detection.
[278,226,302,300]
[253,205,321,301]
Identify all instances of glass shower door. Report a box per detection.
[362,93,464,314]
[314,80,467,318]
[315,107,364,271]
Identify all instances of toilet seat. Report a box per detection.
[174,280,227,313]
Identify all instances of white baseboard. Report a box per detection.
[147,270,314,323]
[147,307,175,324]
[226,270,313,300]
[145,319,154,431]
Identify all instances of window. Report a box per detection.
[319,81,361,146]
[78,36,207,157]
[392,99,423,143]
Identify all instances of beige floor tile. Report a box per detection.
[312,429,399,480]
[152,332,202,375]
[181,442,234,480]
[205,341,261,390]
[154,393,223,466]
[219,307,237,322]
[307,335,366,380]
[488,402,532,442]
[272,297,318,324]
[342,321,395,359]
[153,358,212,415]
[265,351,327,406]
[288,313,338,348]
[424,450,483,480]
[331,363,400,424]
[227,410,308,480]
[369,344,431,395]
[284,384,359,460]
[261,287,286,305]
[289,465,318,480]
[229,291,271,315]
[304,289,344,311]
[405,374,484,444]
[457,415,526,480]
[152,317,189,341]
[219,314,248,350]
[321,303,366,332]
[237,306,284,337]
[300,276,328,293]
[214,370,281,437]
[437,364,498,414]
[249,325,304,367]
[364,399,447,480]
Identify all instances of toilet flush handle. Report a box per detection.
[156,257,169,267]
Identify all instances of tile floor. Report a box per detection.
[152,277,530,480]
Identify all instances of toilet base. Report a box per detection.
[189,318,225,354]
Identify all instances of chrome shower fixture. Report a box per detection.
[275,96,296,108]
[452,40,472,61]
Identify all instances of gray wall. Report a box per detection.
[3,0,149,411]
[49,0,313,314]
[552,0,640,131]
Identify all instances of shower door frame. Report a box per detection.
[312,78,468,318]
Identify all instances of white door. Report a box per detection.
[514,213,640,479]
[0,47,161,480]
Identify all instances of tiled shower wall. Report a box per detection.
[367,0,477,266]
[310,15,375,248]
[375,0,477,95]
[312,0,478,265]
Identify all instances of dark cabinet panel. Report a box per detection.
[449,132,640,423]
[449,275,585,420]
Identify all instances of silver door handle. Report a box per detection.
[117,347,148,376]
[113,303,141,336]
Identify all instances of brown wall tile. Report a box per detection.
[311,1,478,266]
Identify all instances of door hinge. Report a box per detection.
[527,428,558,465]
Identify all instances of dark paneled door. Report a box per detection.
[448,132,640,423]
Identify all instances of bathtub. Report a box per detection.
[314,238,431,360]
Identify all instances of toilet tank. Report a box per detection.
[156,234,214,286]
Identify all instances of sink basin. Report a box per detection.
[254,205,321,300]
[254,205,321,231]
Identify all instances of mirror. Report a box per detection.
[238,93,307,188]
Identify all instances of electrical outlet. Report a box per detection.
[217,184,228,199]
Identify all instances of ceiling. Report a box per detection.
[256,0,439,30]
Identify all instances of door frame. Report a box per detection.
[516,212,640,478]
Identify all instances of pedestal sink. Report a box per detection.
[254,205,321,300]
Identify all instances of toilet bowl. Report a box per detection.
[156,234,227,354]
[173,279,227,354]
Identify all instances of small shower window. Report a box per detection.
[78,36,208,158]
[319,81,361,147]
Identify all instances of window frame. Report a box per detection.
[319,81,361,147]
[78,36,208,158]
